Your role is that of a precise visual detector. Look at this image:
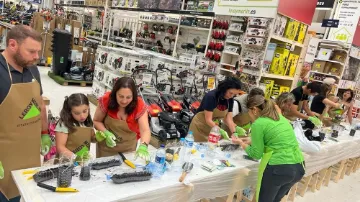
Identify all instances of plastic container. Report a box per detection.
[184,131,194,162]
[57,165,74,188]
[207,127,221,157]
[153,144,166,178]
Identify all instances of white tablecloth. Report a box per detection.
[12,130,360,202]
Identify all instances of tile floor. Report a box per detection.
[38,67,360,202]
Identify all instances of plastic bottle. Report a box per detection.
[153,144,166,178]
[184,131,194,162]
[207,127,221,157]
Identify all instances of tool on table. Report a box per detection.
[119,152,136,169]
[37,182,78,192]
[179,162,193,182]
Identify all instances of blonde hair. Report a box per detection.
[247,95,280,121]
[276,93,295,108]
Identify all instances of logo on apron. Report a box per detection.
[73,141,91,157]
[19,98,40,120]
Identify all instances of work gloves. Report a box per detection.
[41,134,52,156]
[233,126,247,138]
[308,116,322,127]
[219,128,230,140]
[96,130,117,148]
[0,161,3,179]
[135,144,150,162]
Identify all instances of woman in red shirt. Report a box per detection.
[93,77,150,160]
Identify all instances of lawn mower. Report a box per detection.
[132,69,181,141]
[177,70,201,114]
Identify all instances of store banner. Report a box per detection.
[353,17,360,47]
[317,0,335,8]
[328,0,360,44]
[213,0,279,18]
[277,0,318,25]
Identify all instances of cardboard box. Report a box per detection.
[285,53,299,77]
[323,62,333,73]
[272,84,280,91]
[280,86,290,93]
[263,43,277,72]
[264,80,275,99]
[270,43,291,75]
[328,66,342,76]
[331,51,347,63]
[312,61,326,72]
[285,19,300,41]
[296,23,307,44]
[317,48,332,60]
[271,90,280,98]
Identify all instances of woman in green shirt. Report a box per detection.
[232,95,305,202]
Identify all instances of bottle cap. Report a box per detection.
[160,144,165,148]
[180,138,185,141]
[188,131,193,135]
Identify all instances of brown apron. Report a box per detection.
[56,126,93,161]
[0,61,42,199]
[189,108,228,142]
[96,115,137,158]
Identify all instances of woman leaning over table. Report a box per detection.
[232,95,305,202]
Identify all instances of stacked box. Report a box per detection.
[284,19,300,41]
[264,80,275,99]
[270,43,291,75]
[285,53,300,77]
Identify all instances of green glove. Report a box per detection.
[95,131,106,142]
[242,123,251,131]
[235,126,246,137]
[75,152,90,163]
[104,130,117,148]
[135,144,150,162]
[219,128,230,140]
[0,161,4,179]
[308,116,322,127]
[41,134,52,156]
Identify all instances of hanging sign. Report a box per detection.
[277,0,318,25]
[317,0,335,8]
[304,37,321,63]
[328,0,360,44]
[321,19,340,27]
[352,17,360,47]
[213,0,279,18]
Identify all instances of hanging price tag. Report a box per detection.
[142,73,153,86]
[186,75,195,87]
[158,71,169,84]
[207,77,215,90]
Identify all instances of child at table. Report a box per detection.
[55,93,95,162]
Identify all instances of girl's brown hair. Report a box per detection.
[247,95,279,121]
[59,93,93,133]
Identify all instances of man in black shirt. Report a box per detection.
[288,82,322,120]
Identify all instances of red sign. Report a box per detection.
[353,17,360,47]
[278,0,318,25]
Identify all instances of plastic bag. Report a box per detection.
[293,121,321,153]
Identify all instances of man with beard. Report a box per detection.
[0,25,51,202]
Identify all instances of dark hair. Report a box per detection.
[216,76,242,97]
[343,89,354,103]
[108,77,138,115]
[319,83,331,97]
[6,25,42,46]
[306,82,322,94]
[59,93,93,133]
[249,88,265,97]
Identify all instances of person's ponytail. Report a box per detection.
[260,99,280,121]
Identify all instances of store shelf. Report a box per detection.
[108,40,134,49]
[226,40,242,46]
[220,67,235,73]
[0,21,14,29]
[223,51,240,56]
[87,35,102,41]
[309,79,339,85]
[221,63,235,67]
[313,58,344,66]
[271,35,304,48]
[179,25,210,31]
[85,37,101,43]
[241,68,261,76]
[228,29,244,33]
[261,73,294,80]
[139,19,179,26]
[55,4,105,9]
[309,71,340,79]
[230,17,245,22]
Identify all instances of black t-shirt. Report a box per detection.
[196,89,234,113]
[310,95,326,114]
[291,86,308,105]
[0,54,43,104]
